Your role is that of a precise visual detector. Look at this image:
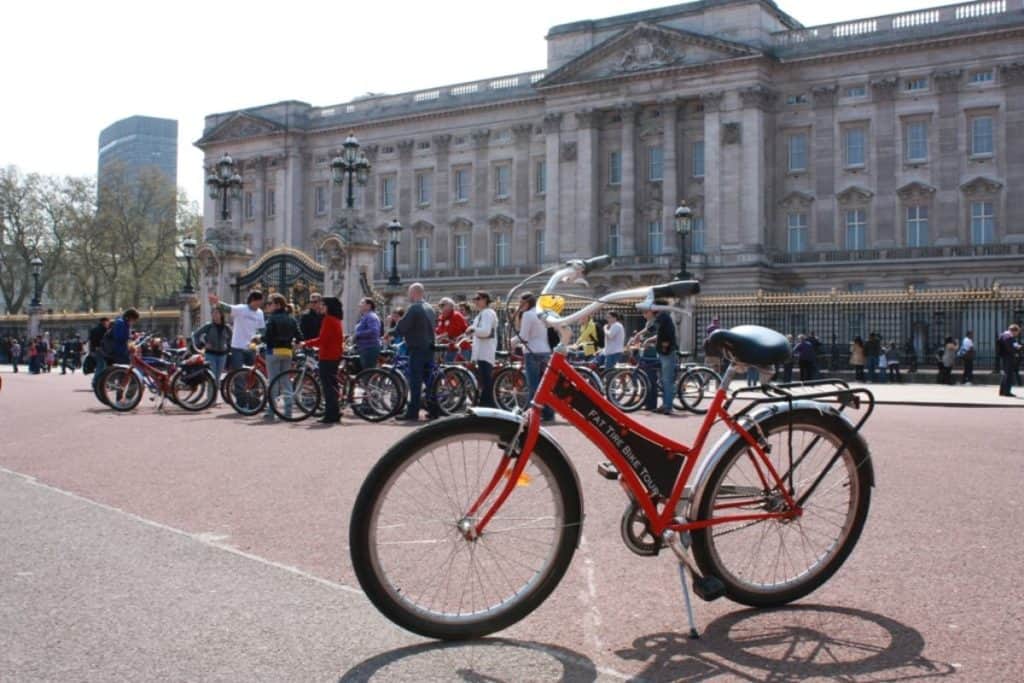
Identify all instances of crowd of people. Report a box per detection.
[1,333,87,375]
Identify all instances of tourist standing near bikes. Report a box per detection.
[997,324,1022,397]
[262,293,302,420]
[303,297,344,424]
[192,308,232,390]
[299,293,324,342]
[515,292,555,422]
[436,297,469,362]
[573,314,600,359]
[87,317,110,389]
[652,301,679,414]
[467,290,497,407]
[209,291,265,369]
[603,311,625,370]
[354,297,382,371]
[395,283,438,422]
[107,309,140,365]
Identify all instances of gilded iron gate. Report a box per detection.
[233,247,325,309]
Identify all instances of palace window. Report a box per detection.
[609,151,622,185]
[787,212,808,253]
[691,141,705,178]
[970,201,995,244]
[788,133,807,173]
[844,127,866,167]
[845,85,867,98]
[844,209,867,250]
[494,232,510,267]
[265,188,276,218]
[608,223,620,257]
[906,205,930,247]
[244,191,254,220]
[535,160,546,195]
[691,216,706,254]
[970,116,994,156]
[969,70,994,84]
[905,77,928,92]
[647,146,663,182]
[416,237,430,272]
[314,185,327,216]
[416,172,432,205]
[495,164,511,198]
[454,168,470,201]
[786,93,807,105]
[380,176,395,209]
[905,121,929,162]
[647,220,663,256]
[454,233,470,269]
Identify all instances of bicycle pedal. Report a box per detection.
[692,575,726,602]
[597,461,620,480]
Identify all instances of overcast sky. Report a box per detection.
[4,0,943,202]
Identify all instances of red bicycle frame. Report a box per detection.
[466,353,802,538]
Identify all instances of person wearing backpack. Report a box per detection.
[104,309,140,365]
[87,318,111,389]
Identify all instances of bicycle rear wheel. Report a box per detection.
[349,415,582,640]
[351,368,404,422]
[171,369,217,411]
[604,367,648,413]
[492,367,527,412]
[99,366,143,412]
[675,369,705,413]
[268,369,321,422]
[430,365,477,415]
[691,410,872,607]
[683,367,720,415]
[224,368,267,416]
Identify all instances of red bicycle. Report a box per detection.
[350,256,875,640]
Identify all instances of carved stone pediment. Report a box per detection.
[960,176,1003,196]
[778,191,815,209]
[601,202,621,219]
[537,22,761,87]
[896,181,937,202]
[411,220,435,235]
[331,216,376,246]
[488,214,514,229]
[450,216,473,232]
[836,186,875,204]
[196,113,284,146]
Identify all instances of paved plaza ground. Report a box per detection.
[1,368,1022,681]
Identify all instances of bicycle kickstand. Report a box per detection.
[676,562,701,639]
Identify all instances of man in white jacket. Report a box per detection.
[467,291,498,407]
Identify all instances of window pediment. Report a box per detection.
[411,220,435,235]
[450,217,473,232]
[896,182,936,202]
[488,214,514,229]
[836,186,874,204]
[778,191,814,209]
[960,176,1003,196]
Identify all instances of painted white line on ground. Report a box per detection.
[577,533,606,655]
[0,465,364,596]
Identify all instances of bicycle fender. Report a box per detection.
[468,406,585,528]
[687,400,873,522]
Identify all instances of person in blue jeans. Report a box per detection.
[653,304,678,414]
[516,292,555,421]
[395,283,439,421]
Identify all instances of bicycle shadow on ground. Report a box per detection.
[616,604,958,682]
[338,637,600,682]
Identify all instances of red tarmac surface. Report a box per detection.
[1,370,1022,681]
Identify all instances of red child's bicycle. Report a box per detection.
[350,256,875,641]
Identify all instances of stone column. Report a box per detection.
[284,148,304,248]
[397,139,415,266]
[542,113,562,262]
[871,77,899,245]
[618,103,639,257]
[934,69,963,244]
[1000,62,1024,240]
[512,124,534,264]
[701,92,724,254]
[811,84,837,246]
[362,144,379,233]
[574,110,600,259]
[471,129,491,265]
[739,86,775,255]
[432,134,452,266]
[245,157,267,253]
[659,97,680,253]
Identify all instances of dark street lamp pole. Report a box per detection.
[673,201,692,280]
[387,218,403,286]
[30,256,43,307]
[181,237,197,294]
[206,153,243,221]
[331,132,372,239]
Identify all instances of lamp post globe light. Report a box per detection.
[206,153,243,221]
[30,256,43,307]
[673,201,693,281]
[331,131,372,219]
[181,237,197,294]
[387,218,403,286]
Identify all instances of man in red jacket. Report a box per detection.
[436,297,470,362]
[304,297,344,424]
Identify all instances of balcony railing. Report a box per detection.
[771,243,1023,264]
[772,0,1016,48]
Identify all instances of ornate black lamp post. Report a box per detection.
[331,132,372,216]
[206,153,243,221]
[674,201,692,280]
[181,237,197,294]
[387,218,403,286]
[30,256,43,307]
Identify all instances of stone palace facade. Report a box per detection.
[196,0,1024,297]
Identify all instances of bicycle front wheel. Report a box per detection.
[99,366,143,412]
[691,410,872,607]
[351,368,403,422]
[675,369,705,413]
[350,415,583,640]
[430,366,477,415]
[604,367,648,413]
[268,369,321,421]
[492,367,527,411]
[224,368,267,416]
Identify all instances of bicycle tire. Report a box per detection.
[351,368,403,422]
[99,366,143,412]
[349,415,582,640]
[675,369,705,414]
[691,410,872,607]
[575,366,605,396]
[604,367,648,413]
[684,367,720,415]
[93,366,114,407]
[492,367,527,412]
[430,366,477,416]
[268,369,321,422]
[171,369,217,412]
[224,368,268,416]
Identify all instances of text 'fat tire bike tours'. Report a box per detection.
[349,255,876,641]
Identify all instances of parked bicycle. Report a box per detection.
[350,255,876,640]
[94,337,217,412]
